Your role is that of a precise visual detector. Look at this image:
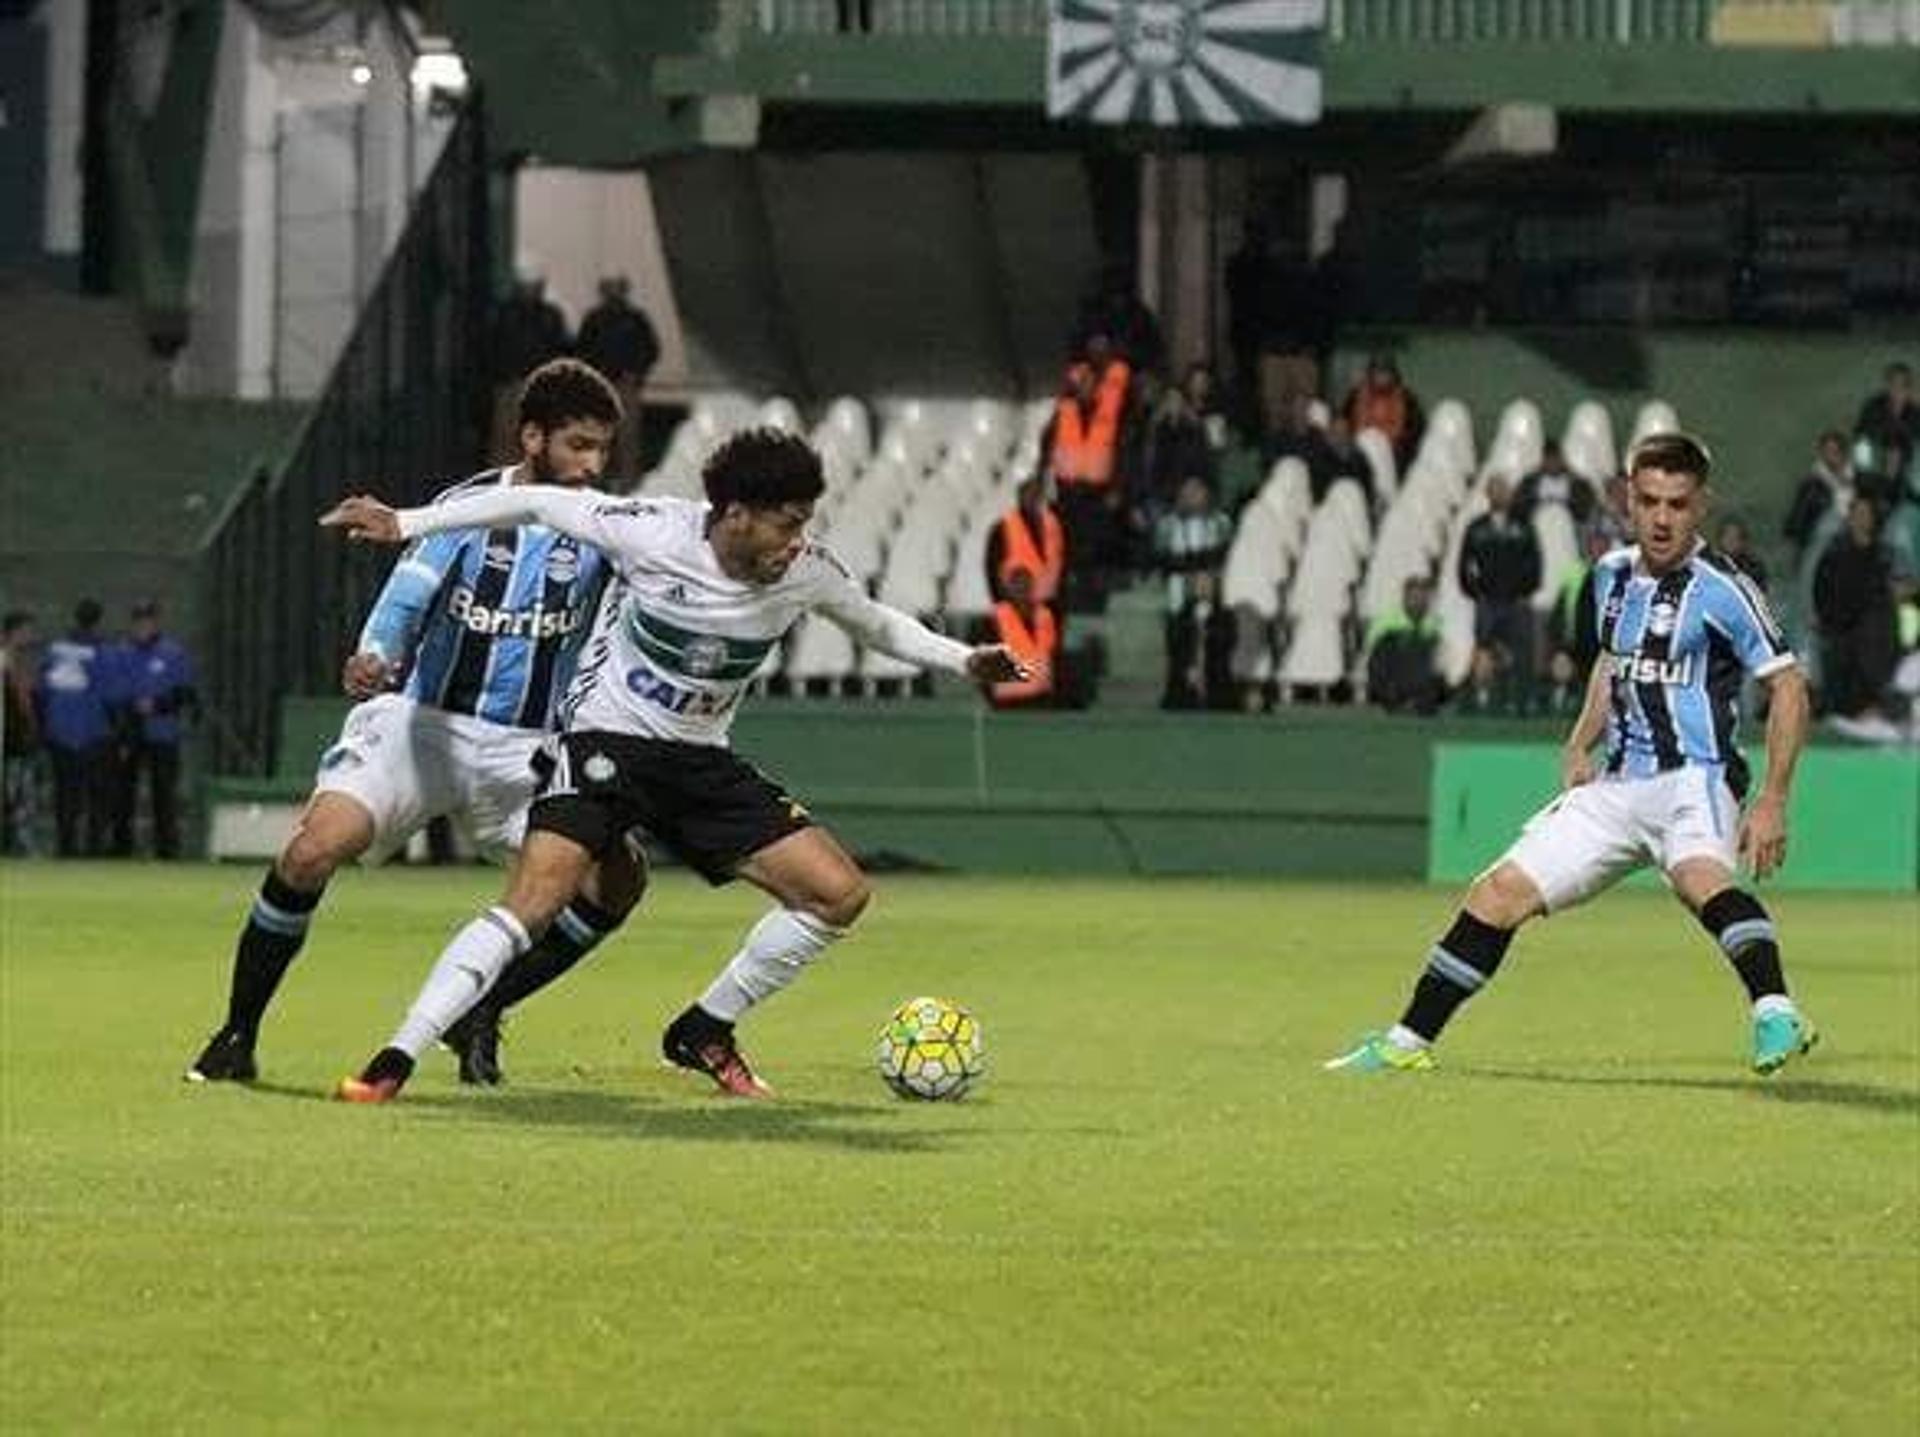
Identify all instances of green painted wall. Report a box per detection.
[1429,743,1920,890]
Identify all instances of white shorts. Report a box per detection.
[312,694,544,863]
[1500,767,1741,913]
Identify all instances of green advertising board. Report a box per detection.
[1429,745,1920,891]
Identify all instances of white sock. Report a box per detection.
[1386,1023,1430,1051]
[390,906,531,1057]
[697,908,845,1022]
[1753,994,1797,1019]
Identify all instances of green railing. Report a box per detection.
[196,103,492,776]
[730,0,1835,44]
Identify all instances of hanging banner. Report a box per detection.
[1048,0,1325,127]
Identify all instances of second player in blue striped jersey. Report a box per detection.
[187,359,645,1092]
[360,471,613,731]
[1590,537,1794,797]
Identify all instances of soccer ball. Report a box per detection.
[876,996,986,1101]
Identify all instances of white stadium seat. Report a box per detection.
[1279,614,1347,689]
[783,615,856,684]
[1426,398,1476,473]
[1561,400,1617,482]
[1354,426,1398,505]
[1630,399,1680,448]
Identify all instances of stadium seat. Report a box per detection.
[1279,614,1347,690]
[783,615,857,685]
[1223,503,1290,618]
[820,396,873,462]
[1630,400,1680,448]
[1354,426,1398,505]
[1426,398,1477,472]
[1561,400,1618,481]
[1489,400,1545,477]
[1530,502,1582,612]
[1324,480,1373,558]
[945,519,994,619]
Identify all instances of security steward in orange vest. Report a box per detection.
[987,567,1058,709]
[985,474,1066,605]
[1043,337,1132,611]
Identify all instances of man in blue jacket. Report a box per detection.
[37,598,116,856]
[112,599,196,859]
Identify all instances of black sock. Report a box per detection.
[224,869,325,1041]
[1698,889,1786,1003]
[483,895,624,1014]
[1400,911,1515,1042]
[361,1046,415,1084]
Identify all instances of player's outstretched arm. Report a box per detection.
[815,582,1027,683]
[1739,664,1809,880]
[1559,653,1613,788]
[324,484,617,551]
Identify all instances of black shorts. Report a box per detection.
[529,732,812,884]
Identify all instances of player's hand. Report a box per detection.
[1739,794,1789,879]
[320,495,403,544]
[341,652,391,699]
[965,645,1030,684]
[1560,745,1596,789]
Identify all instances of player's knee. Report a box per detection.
[808,871,871,930]
[277,828,351,891]
[583,837,649,919]
[1466,863,1540,930]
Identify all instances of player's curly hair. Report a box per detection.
[1627,431,1713,486]
[703,427,825,511]
[517,358,622,433]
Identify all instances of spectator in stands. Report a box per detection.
[987,568,1058,710]
[1183,362,1231,458]
[1547,529,1609,683]
[1814,496,1903,741]
[1153,478,1235,709]
[1228,223,1330,441]
[488,266,571,462]
[1713,518,1769,591]
[1343,354,1425,470]
[1135,374,1216,520]
[2,611,43,855]
[1267,393,1359,503]
[1364,576,1445,715]
[1854,360,1918,460]
[574,275,660,483]
[1044,353,1131,610]
[1587,472,1632,553]
[1453,644,1504,717]
[110,599,196,859]
[1514,440,1596,525]
[1459,476,1543,707]
[36,598,116,857]
[1074,262,1165,374]
[1783,429,1856,564]
[986,474,1065,608]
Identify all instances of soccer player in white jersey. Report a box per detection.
[186,361,646,1086]
[1328,432,1820,1076]
[319,427,1025,1100]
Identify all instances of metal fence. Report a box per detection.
[733,0,1841,43]
[197,102,491,776]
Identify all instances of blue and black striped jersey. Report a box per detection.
[357,470,612,730]
[1593,541,1796,797]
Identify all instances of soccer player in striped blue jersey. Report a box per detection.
[186,360,646,1087]
[1329,432,1820,1077]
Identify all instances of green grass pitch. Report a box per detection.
[3,862,1915,1434]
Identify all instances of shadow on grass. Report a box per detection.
[407,1085,972,1152]
[1458,1067,1920,1117]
